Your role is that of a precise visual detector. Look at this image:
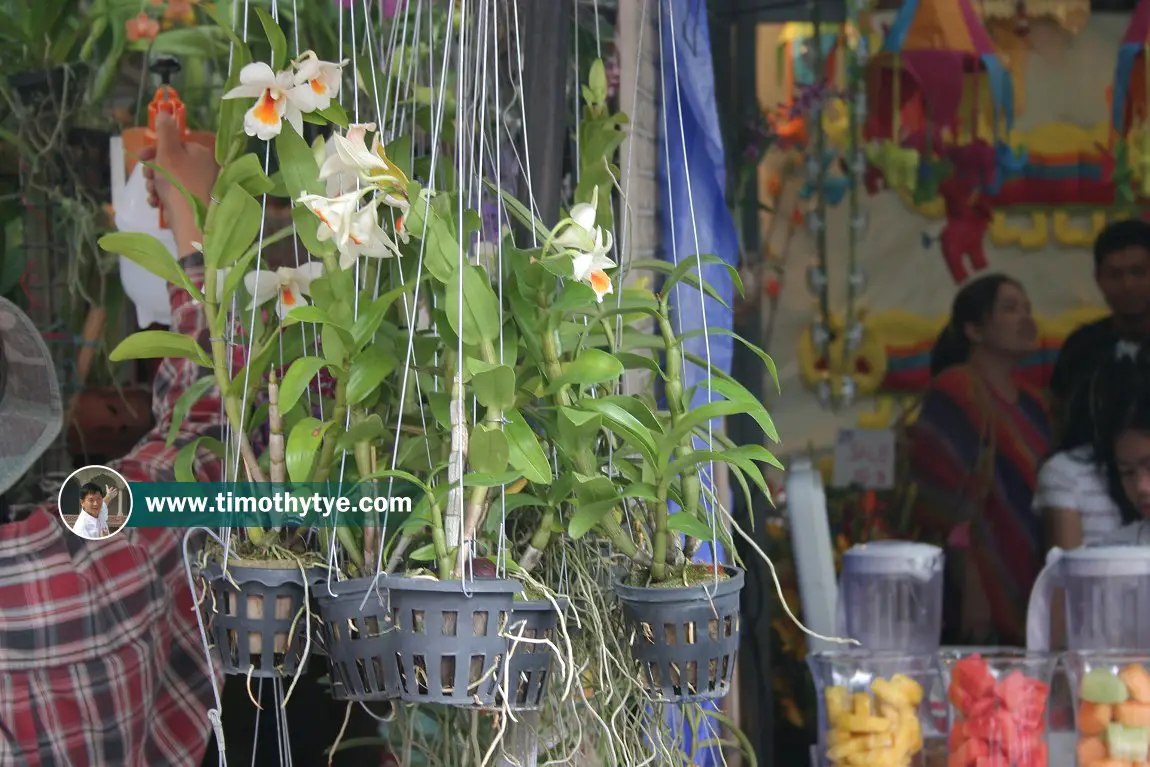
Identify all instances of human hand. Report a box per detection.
[105,485,119,503]
[139,111,219,255]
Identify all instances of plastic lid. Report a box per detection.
[1061,546,1150,577]
[841,541,944,577]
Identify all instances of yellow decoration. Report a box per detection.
[866,141,920,196]
[989,211,1049,249]
[1136,130,1150,197]
[796,312,889,396]
[822,98,851,148]
[1051,210,1108,248]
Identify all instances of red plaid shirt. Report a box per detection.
[0,253,228,767]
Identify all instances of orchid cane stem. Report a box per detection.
[534,288,644,566]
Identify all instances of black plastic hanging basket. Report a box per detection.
[387,576,519,707]
[614,567,744,703]
[202,562,317,680]
[503,599,567,710]
[314,576,399,702]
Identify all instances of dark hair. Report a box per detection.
[1056,352,1134,453]
[1093,218,1150,272]
[79,482,103,499]
[929,273,1022,377]
[1094,349,1150,524]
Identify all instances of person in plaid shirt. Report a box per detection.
[0,112,394,767]
[0,112,226,766]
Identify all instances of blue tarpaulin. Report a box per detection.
[656,0,741,763]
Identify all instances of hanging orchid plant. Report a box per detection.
[95,7,812,764]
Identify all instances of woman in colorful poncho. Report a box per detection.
[908,274,1052,647]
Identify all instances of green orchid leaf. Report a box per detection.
[346,345,397,405]
[165,374,217,447]
[286,417,331,483]
[445,265,501,345]
[202,185,262,270]
[212,153,275,199]
[577,397,658,464]
[464,471,523,487]
[679,326,779,392]
[174,436,226,482]
[279,356,328,414]
[568,498,617,540]
[337,414,387,451]
[98,232,202,301]
[254,7,287,69]
[503,409,551,484]
[469,425,509,474]
[546,348,623,392]
[110,330,210,367]
[471,364,516,410]
[668,509,718,541]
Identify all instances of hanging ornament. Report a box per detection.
[806,210,824,233]
[805,153,823,178]
[848,269,866,292]
[844,321,865,354]
[806,265,828,294]
[816,377,833,406]
[811,320,831,347]
[839,376,857,406]
[1014,1,1030,37]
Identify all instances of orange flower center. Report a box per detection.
[281,287,298,307]
[310,78,327,95]
[589,270,611,295]
[252,89,281,125]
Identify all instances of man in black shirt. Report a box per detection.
[1050,218,1150,431]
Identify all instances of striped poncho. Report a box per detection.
[908,364,1052,647]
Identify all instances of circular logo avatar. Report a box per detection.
[59,465,133,540]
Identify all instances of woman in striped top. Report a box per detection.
[908,274,1052,647]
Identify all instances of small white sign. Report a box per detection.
[831,428,895,490]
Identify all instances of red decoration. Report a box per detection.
[938,177,992,284]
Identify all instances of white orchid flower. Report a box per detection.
[552,189,615,261]
[243,263,325,320]
[319,123,377,195]
[222,62,307,140]
[319,123,411,193]
[298,189,366,243]
[337,199,402,268]
[291,51,346,112]
[572,250,615,303]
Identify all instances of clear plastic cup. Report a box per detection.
[938,648,1056,767]
[808,650,937,767]
[1063,650,1150,765]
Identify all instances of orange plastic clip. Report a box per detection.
[145,84,188,229]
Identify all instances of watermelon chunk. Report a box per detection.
[946,655,1051,767]
[995,670,1050,730]
[953,655,996,699]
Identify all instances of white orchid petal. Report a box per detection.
[285,106,304,139]
[238,61,277,86]
[570,203,597,232]
[245,271,281,306]
[293,261,326,287]
[222,83,267,100]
